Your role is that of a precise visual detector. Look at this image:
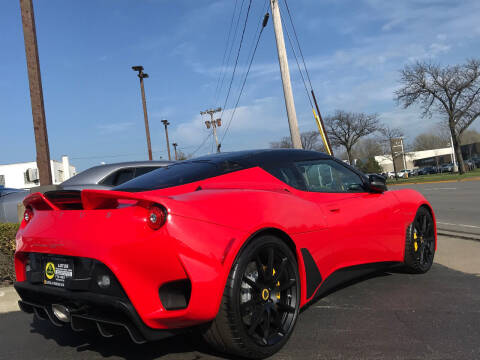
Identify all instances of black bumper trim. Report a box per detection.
[15,281,180,343]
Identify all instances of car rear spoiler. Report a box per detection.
[23,190,159,211]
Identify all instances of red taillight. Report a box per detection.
[147,205,167,230]
[23,207,34,223]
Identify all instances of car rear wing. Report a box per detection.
[23,190,159,211]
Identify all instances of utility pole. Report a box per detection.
[270,0,302,149]
[132,65,153,160]
[19,0,52,185]
[201,107,222,152]
[161,119,172,161]
[172,143,178,160]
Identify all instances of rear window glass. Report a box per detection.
[114,160,246,192]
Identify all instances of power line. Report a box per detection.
[213,0,240,105]
[244,0,269,73]
[215,0,246,107]
[282,0,333,155]
[190,132,213,156]
[220,12,270,145]
[283,0,314,91]
[281,6,313,108]
[71,150,166,161]
[219,0,253,120]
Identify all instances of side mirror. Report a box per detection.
[368,174,387,193]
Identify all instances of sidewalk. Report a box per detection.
[0,285,19,313]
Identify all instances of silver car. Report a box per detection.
[0,161,171,223]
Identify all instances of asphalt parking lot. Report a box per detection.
[390,179,480,238]
[0,235,479,360]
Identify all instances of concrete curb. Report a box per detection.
[388,176,480,186]
[437,229,480,242]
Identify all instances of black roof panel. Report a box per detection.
[192,149,330,166]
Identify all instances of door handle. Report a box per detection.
[329,208,340,213]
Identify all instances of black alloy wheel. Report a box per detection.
[404,206,436,273]
[203,235,300,359]
[239,242,299,346]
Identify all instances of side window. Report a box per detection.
[262,163,306,190]
[134,166,159,178]
[113,169,135,186]
[101,168,135,186]
[295,160,365,193]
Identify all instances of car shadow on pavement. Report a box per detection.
[26,315,225,360]
[1,263,479,359]
[300,267,394,313]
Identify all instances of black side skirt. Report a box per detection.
[300,248,323,299]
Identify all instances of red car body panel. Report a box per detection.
[15,165,436,331]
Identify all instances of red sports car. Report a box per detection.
[14,149,436,359]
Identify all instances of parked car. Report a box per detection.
[465,159,475,170]
[441,163,454,173]
[0,187,27,224]
[397,169,411,178]
[409,168,420,177]
[14,149,436,359]
[0,161,171,223]
[471,157,480,167]
[418,166,438,175]
[384,171,396,179]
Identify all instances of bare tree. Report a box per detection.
[395,59,480,173]
[379,126,404,180]
[270,131,326,152]
[324,110,380,164]
[353,137,384,160]
[412,133,449,151]
[270,137,293,149]
[460,129,480,145]
[177,150,188,160]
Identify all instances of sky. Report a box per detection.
[1,0,480,171]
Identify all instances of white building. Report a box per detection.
[0,156,76,189]
[375,147,454,172]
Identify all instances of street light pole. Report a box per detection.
[172,142,178,161]
[161,119,172,161]
[132,66,153,160]
[450,135,458,172]
[19,0,52,185]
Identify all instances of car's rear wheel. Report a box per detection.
[404,206,436,273]
[203,235,300,359]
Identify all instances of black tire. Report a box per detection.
[404,206,436,273]
[203,235,300,359]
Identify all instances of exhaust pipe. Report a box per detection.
[52,304,71,323]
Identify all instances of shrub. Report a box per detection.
[0,223,19,284]
[359,157,383,174]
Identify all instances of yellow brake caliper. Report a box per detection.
[274,268,281,299]
[264,266,281,299]
[414,231,418,252]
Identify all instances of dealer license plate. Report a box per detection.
[43,257,74,288]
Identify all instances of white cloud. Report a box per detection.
[429,43,451,56]
[160,0,480,156]
[97,122,134,134]
[170,97,292,156]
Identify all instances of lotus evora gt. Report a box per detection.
[14,149,436,359]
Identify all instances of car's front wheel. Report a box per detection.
[404,206,436,273]
[203,235,300,359]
